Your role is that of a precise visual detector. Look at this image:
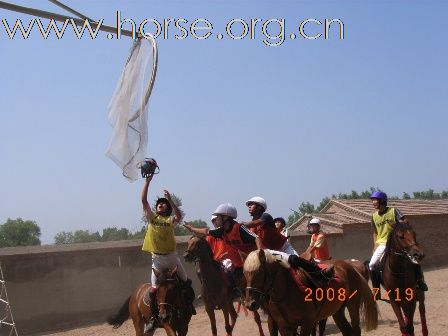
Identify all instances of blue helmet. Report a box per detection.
[370,191,387,201]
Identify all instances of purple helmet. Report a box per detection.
[370,191,387,200]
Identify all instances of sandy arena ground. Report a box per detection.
[47,266,447,336]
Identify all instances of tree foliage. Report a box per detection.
[0,218,41,247]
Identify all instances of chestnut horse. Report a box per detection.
[244,249,378,336]
[184,236,238,336]
[381,223,427,336]
[107,267,192,336]
[184,235,266,336]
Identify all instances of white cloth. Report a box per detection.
[106,38,157,181]
[369,244,386,270]
[151,252,187,285]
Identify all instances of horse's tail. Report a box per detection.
[363,260,370,281]
[354,269,378,331]
[107,296,131,329]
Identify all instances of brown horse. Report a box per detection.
[107,267,192,336]
[381,223,427,336]
[184,235,238,336]
[183,235,266,336]
[299,251,370,336]
[244,249,378,336]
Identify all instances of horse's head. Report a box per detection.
[388,223,425,264]
[243,249,274,311]
[183,235,211,262]
[154,266,181,324]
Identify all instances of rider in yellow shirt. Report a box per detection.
[369,191,428,297]
[141,174,196,332]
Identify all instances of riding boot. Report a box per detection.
[144,287,159,333]
[288,255,334,285]
[182,279,197,315]
[414,264,428,291]
[369,269,382,299]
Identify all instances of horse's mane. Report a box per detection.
[244,249,290,273]
[385,222,414,255]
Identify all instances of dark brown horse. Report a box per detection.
[184,236,238,336]
[107,267,192,336]
[184,235,266,336]
[381,223,427,336]
[244,249,378,336]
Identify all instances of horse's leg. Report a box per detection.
[205,304,218,336]
[418,293,428,336]
[402,301,416,336]
[389,300,409,336]
[223,307,233,336]
[267,314,278,336]
[318,319,327,336]
[332,307,352,336]
[311,323,316,336]
[346,301,361,336]
[162,323,177,336]
[252,310,266,336]
[131,314,145,336]
[228,299,238,329]
[299,320,315,336]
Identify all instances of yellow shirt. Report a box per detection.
[142,214,176,254]
[372,208,397,245]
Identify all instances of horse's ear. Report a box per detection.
[153,267,161,278]
[258,249,267,265]
[170,265,178,278]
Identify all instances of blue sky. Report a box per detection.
[1,1,447,244]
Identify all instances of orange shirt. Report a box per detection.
[310,232,330,261]
[206,232,246,268]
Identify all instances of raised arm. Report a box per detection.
[141,175,154,222]
[164,190,181,224]
[184,222,209,235]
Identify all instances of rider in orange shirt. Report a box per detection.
[306,218,330,262]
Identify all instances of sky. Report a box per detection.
[1,0,447,244]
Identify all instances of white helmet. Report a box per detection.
[246,196,267,211]
[309,218,321,225]
[211,215,218,222]
[213,203,238,219]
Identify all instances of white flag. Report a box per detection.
[106,38,157,181]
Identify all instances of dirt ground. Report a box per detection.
[47,266,447,336]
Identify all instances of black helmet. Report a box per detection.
[156,198,172,216]
[138,158,160,178]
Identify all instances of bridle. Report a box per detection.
[157,278,181,320]
[246,262,275,304]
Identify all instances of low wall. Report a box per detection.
[1,215,446,335]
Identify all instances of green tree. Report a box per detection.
[54,231,75,244]
[0,218,41,247]
[101,227,131,242]
[175,219,207,236]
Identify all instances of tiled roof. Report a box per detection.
[327,199,448,216]
[289,198,448,233]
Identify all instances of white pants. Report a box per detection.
[369,245,386,271]
[151,252,187,285]
[280,240,298,256]
[264,249,291,262]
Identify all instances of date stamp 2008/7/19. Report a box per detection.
[304,287,414,302]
